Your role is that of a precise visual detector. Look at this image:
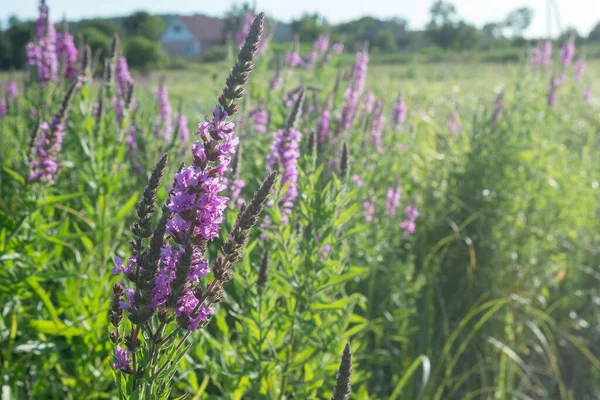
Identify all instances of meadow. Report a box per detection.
[1,6,600,400]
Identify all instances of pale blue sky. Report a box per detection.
[2,0,599,38]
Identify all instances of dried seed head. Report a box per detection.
[95,87,105,128]
[166,238,193,309]
[92,48,103,75]
[125,82,135,111]
[218,13,265,116]
[110,33,121,60]
[285,88,306,131]
[81,45,92,80]
[307,130,316,157]
[131,153,168,240]
[55,80,79,127]
[331,343,353,400]
[215,171,277,280]
[231,142,242,180]
[340,142,349,178]
[27,117,41,164]
[109,283,124,328]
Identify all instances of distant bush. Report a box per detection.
[124,36,168,69]
[200,46,229,63]
[75,27,112,59]
[168,57,190,70]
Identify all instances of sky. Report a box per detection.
[2,0,599,38]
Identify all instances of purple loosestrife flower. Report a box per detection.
[447,111,462,135]
[332,43,344,54]
[155,79,172,141]
[229,178,246,207]
[319,245,332,260]
[583,86,592,104]
[284,85,303,108]
[56,30,78,79]
[399,205,419,236]
[352,174,363,187]
[541,41,552,69]
[386,186,402,217]
[0,100,6,118]
[285,50,303,68]
[267,128,302,220]
[560,35,575,68]
[236,13,254,47]
[391,92,407,130]
[270,73,283,90]
[112,256,135,275]
[363,201,375,222]
[339,49,369,131]
[370,100,385,153]
[28,81,77,182]
[115,57,133,98]
[151,106,239,327]
[29,121,63,183]
[250,107,269,132]
[548,75,559,107]
[27,1,58,84]
[314,35,329,53]
[575,56,586,80]
[317,98,332,144]
[530,45,542,70]
[175,113,190,143]
[112,346,132,372]
[6,81,18,99]
[119,287,135,312]
[363,91,375,114]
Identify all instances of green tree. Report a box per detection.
[124,12,166,41]
[429,0,457,28]
[372,29,397,51]
[75,27,112,59]
[559,27,583,42]
[7,15,20,28]
[77,19,125,38]
[504,7,533,36]
[0,31,13,69]
[4,22,33,69]
[588,22,600,41]
[124,36,168,69]
[428,20,480,50]
[291,13,328,42]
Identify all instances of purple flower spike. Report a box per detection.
[386,187,402,217]
[560,35,575,68]
[112,346,132,372]
[56,31,78,79]
[363,201,375,222]
[391,92,407,130]
[340,49,369,131]
[267,128,302,218]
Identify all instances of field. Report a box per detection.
[2,11,600,400]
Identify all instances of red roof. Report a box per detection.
[177,15,224,43]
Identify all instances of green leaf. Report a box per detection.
[2,166,25,185]
[115,193,139,221]
[26,277,60,324]
[30,320,83,337]
[36,192,84,206]
[310,297,353,311]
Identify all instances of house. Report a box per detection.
[161,15,224,57]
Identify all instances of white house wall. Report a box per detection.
[162,18,194,42]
